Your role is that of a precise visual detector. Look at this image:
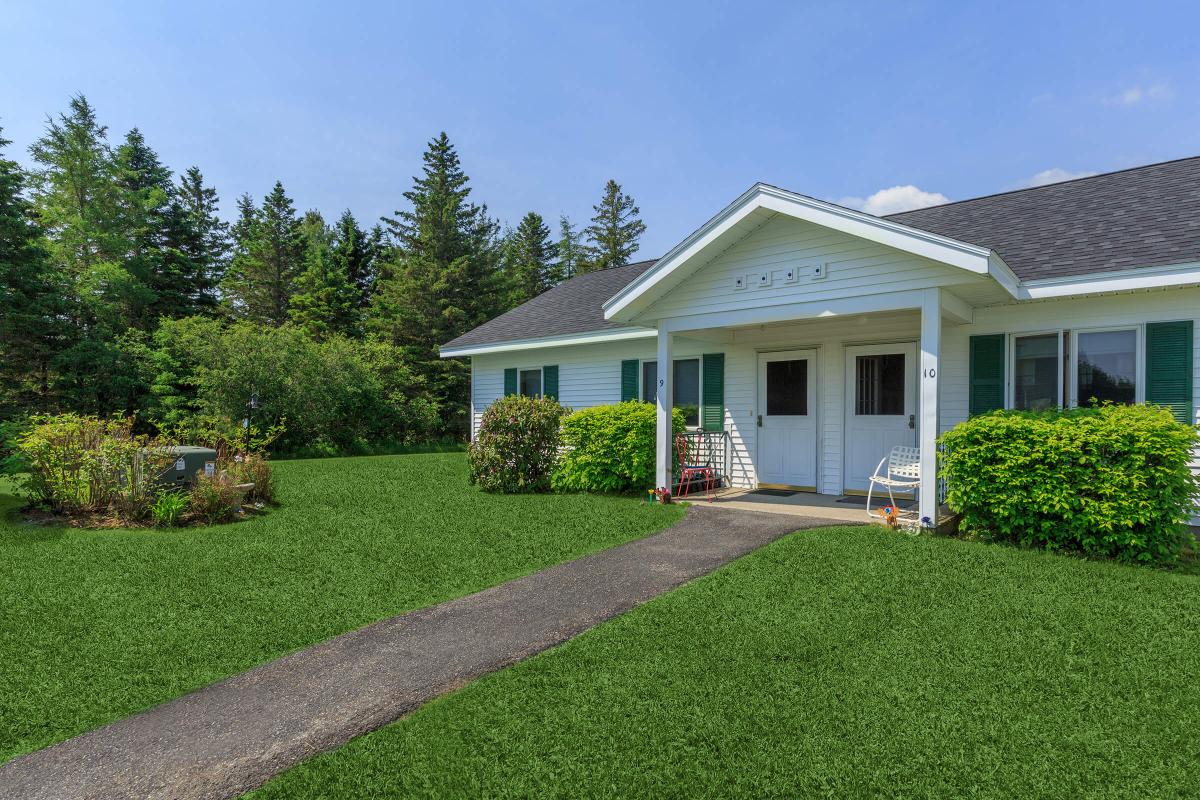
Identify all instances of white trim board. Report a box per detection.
[440,327,655,358]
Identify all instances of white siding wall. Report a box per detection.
[470,287,1200,506]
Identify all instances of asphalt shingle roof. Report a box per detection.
[442,259,657,349]
[444,157,1200,349]
[886,156,1200,281]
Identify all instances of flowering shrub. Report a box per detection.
[188,471,243,524]
[553,402,685,494]
[468,395,569,493]
[939,403,1199,564]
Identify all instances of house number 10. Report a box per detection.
[924,368,936,379]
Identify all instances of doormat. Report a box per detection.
[836,495,914,508]
[750,488,799,498]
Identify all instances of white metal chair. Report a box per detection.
[866,446,921,524]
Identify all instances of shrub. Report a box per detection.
[16,414,177,521]
[468,394,569,493]
[939,403,1199,564]
[150,491,188,527]
[229,452,276,504]
[188,471,243,524]
[553,402,686,494]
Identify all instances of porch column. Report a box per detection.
[918,288,941,526]
[655,326,674,494]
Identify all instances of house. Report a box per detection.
[441,158,1200,525]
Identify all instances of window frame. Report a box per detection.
[517,366,544,399]
[1007,329,1065,411]
[637,355,705,430]
[1069,325,1144,408]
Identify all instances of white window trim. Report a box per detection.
[1007,330,1064,410]
[638,355,705,430]
[517,366,544,399]
[1068,325,1144,408]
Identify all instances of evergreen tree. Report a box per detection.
[555,214,584,282]
[289,210,360,338]
[582,179,646,272]
[371,132,501,435]
[113,127,176,326]
[0,127,73,414]
[502,211,556,305]
[166,166,229,316]
[330,209,377,308]
[221,181,304,325]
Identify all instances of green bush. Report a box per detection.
[16,414,177,520]
[939,404,1199,563]
[553,402,686,494]
[228,452,276,504]
[468,394,569,493]
[150,491,188,527]
[188,471,243,524]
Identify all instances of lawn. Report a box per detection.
[0,452,684,763]
[250,525,1200,799]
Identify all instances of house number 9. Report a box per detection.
[924,368,936,379]
[659,378,665,388]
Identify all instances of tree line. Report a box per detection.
[0,95,648,447]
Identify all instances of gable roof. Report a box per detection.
[441,260,657,351]
[887,156,1200,281]
[442,156,1200,352]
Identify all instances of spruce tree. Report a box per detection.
[582,179,646,273]
[0,127,73,414]
[289,210,361,338]
[502,211,556,305]
[166,166,229,316]
[555,214,584,282]
[370,132,501,435]
[221,181,304,325]
[330,209,377,308]
[113,128,176,326]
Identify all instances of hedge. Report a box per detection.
[939,403,1199,563]
[553,402,685,494]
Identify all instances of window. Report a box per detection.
[766,359,808,415]
[1076,329,1137,406]
[1013,333,1060,410]
[855,354,905,415]
[640,357,702,428]
[519,368,542,398]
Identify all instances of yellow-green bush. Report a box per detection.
[939,404,1199,563]
[553,402,685,494]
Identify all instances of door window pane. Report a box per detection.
[855,354,905,415]
[641,362,657,403]
[766,359,808,415]
[673,359,700,427]
[519,369,542,398]
[1077,329,1136,405]
[1013,334,1060,410]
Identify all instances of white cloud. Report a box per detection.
[1018,167,1098,188]
[1104,83,1173,106]
[836,185,950,216]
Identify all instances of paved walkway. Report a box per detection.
[0,505,851,800]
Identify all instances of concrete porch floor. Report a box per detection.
[685,487,875,524]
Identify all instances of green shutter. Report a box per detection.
[969,334,1006,416]
[542,365,559,400]
[1146,320,1193,424]
[620,359,639,402]
[504,368,518,396]
[701,353,725,431]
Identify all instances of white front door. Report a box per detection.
[756,349,817,489]
[843,343,917,493]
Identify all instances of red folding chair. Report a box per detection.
[674,433,716,501]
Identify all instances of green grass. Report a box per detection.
[250,526,1200,799]
[0,453,684,763]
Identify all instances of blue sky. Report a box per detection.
[3,0,1198,257]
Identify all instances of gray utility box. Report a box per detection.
[159,446,219,489]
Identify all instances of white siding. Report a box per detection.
[640,213,989,322]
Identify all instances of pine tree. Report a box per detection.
[330,209,377,308]
[289,210,361,338]
[582,179,646,273]
[555,214,584,282]
[0,127,74,414]
[166,166,229,316]
[370,132,502,435]
[221,181,304,325]
[502,211,557,305]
